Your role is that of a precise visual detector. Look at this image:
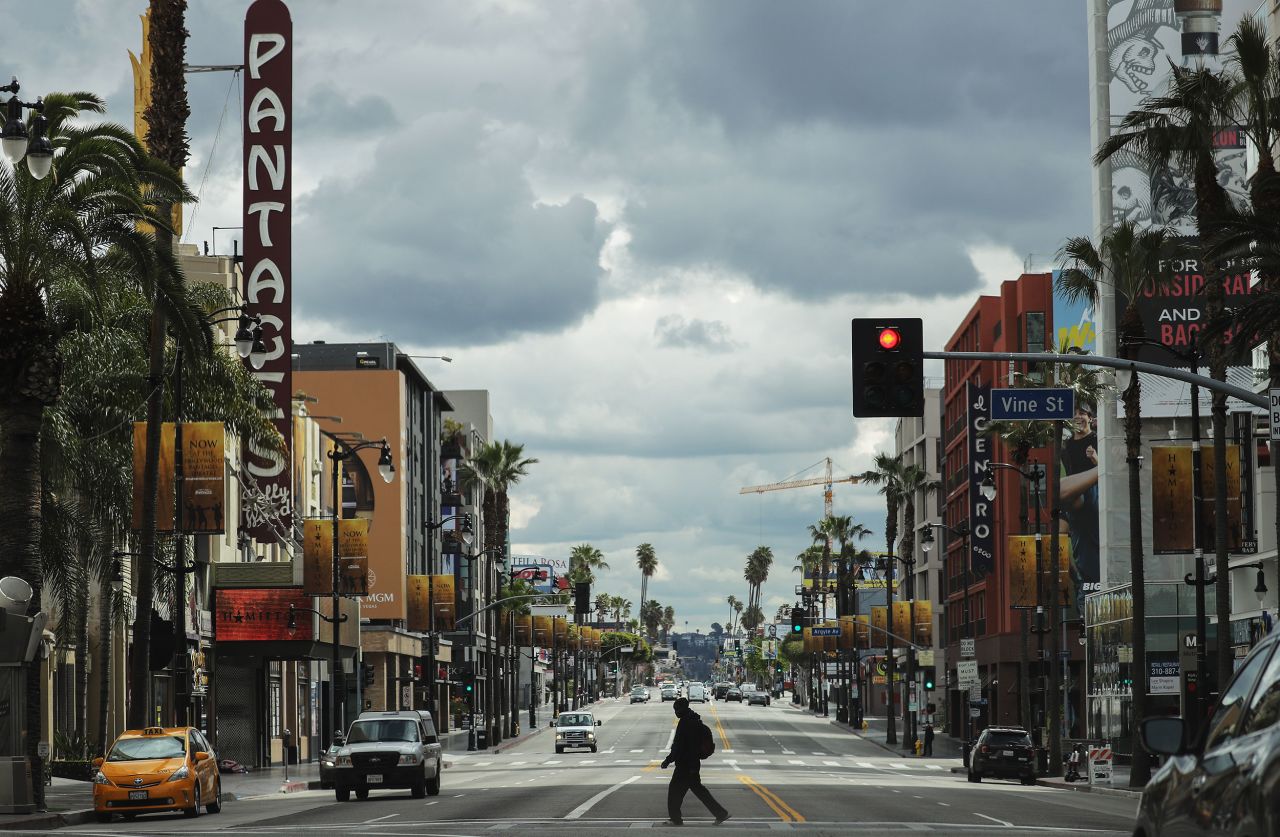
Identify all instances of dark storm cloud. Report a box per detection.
[292,111,610,344]
[654,315,736,352]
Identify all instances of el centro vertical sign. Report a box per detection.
[967,382,994,577]
[242,0,293,539]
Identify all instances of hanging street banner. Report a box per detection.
[967,383,994,576]
[990,388,1074,421]
[302,518,370,596]
[337,518,370,596]
[241,0,294,541]
[1152,445,1246,554]
[132,422,176,531]
[179,422,227,533]
[406,575,430,632]
[1006,536,1039,608]
[914,600,933,646]
[430,574,456,630]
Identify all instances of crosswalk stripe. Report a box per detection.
[823,760,839,766]
[631,749,644,753]
[754,759,770,764]
[926,765,943,770]
[889,763,909,769]
[788,760,805,765]
[857,762,875,768]
[752,749,764,754]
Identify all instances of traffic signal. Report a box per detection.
[363,662,375,687]
[851,318,924,418]
[462,669,475,694]
[574,581,590,616]
[790,607,804,635]
[921,666,936,691]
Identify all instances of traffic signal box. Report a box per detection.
[851,318,924,418]
[790,607,805,635]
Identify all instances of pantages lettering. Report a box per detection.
[241,0,293,539]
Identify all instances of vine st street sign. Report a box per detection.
[990,388,1074,421]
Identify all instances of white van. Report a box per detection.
[686,683,708,703]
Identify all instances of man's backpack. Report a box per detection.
[699,721,716,760]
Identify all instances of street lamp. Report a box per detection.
[1,79,53,180]
[325,436,395,743]
[211,306,267,369]
[109,560,124,595]
[922,521,976,762]
[401,354,453,363]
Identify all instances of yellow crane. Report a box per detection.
[738,457,862,519]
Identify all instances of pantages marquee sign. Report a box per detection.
[242,0,293,540]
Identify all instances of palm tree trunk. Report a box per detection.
[1124,377,1150,787]
[74,559,90,753]
[96,572,113,757]
[884,501,897,747]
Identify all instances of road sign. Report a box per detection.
[1271,389,1280,440]
[916,649,934,667]
[812,627,841,637]
[1088,746,1113,785]
[957,660,979,687]
[970,706,981,718]
[824,662,839,674]
[990,387,1074,421]
[968,682,982,701]
[961,638,975,658]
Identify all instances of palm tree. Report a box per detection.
[725,594,740,634]
[662,605,675,644]
[742,546,773,625]
[568,544,609,585]
[635,543,657,635]
[740,603,764,634]
[1057,221,1170,785]
[465,440,539,560]
[642,599,662,639]
[859,453,906,745]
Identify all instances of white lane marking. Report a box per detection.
[812,752,826,756]
[752,749,765,754]
[754,759,770,764]
[723,749,735,753]
[615,759,632,764]
[788,760,805,765]
[926,765,943,770]
[453,793,465,797]
[580,759,596,764]
[781,750,795,755]
[362,814,398,823]
[857,762,875,768]
[938,802,951,807]
[631,749,644,753]
[565,774,642,820]
[544,760,562,765]
[889,763,910,769]
[976,813,1014,827]
[665,728,676,750]
[426,801,439,805]
[510,761,527,766]
[823,760,839,766]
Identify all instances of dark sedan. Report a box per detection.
[725,687,742,702]
[1136,630,1280,836]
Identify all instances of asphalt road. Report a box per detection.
[40,689,1140,835]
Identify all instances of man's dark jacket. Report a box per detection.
[668,709,706,771]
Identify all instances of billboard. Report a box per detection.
[215,588,312,642]
[241,0,294,540]
[406,575,430,632]
[967,383,995,576]
[511,554,567,594]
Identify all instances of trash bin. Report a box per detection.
[475,729,488,749]
[1036,748,1049,775]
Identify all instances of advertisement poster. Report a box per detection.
[515,615,532,646]
[532,615,552,645]
[337,517,369,596]
[215,587,312,641]
[302,518,330,594]
[302,519,370,596]
[855,614,870,648]
[1151,445,1244,553]
[406,575,430,632]
[891,602,912,643]
[553,616,568,640]
[871,606,888,646]
[838,616,854,651]
[131,421,175,531]
[430,574,456,630]
[179,422,226,533]
[914,600,933,647]
[510,554,567,594]
[1007,536,1039,608]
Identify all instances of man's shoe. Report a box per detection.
[715,813,731,825]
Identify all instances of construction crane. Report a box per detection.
[739,457,862,520]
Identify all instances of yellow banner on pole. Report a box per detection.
[914,600,933,646]
[337,518,370,596]
[891,601,912,642]
[178,422,226,533]
[855,614,870,648]
[406,575,430,632]
[871,607,888,645]
[533,615,551,644]
[1006,536,1039,608]
[302,519,331,595]
[516,615,533,646]
[132,422,175,531]
[430,575,456,630]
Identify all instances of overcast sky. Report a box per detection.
[14,1,1090,632]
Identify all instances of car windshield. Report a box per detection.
[346,720,419,743]
[558,714,592,727]
[108,735,187,762]
[631,687,645,693]
[986,731,1031,747]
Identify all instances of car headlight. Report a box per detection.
[93,771,112,786]
[398,753,420,766]
[336,755,353,767]
[556,733,565,740]
[586,733,595,741]
[167,764,189,783]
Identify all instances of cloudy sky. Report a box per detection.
[14,1,1090,632]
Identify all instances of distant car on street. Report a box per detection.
[746,687,770,706]
[1135,629,1280,837]
[660,685,677,702]
[714,683,731,699]
[968,727,1035,785]
[725,686,742,702]
[630,686,650,704]
[554,712,602,754]
[687,684,708,703]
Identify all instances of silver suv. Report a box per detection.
[333,710,442,801]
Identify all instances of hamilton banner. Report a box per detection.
[1007,536,1039,608]
[1152,445,1245,554]
[839,616,855,651]
[891,602,912,643]
[855,614,870,648]
[553,616,568,641]
[532,615,551,645]
[302,518,370,596]
[913,600,933,647]
[871,606,888,646]
[430,574,456,630]
[406,575,430,632]
[132,422,175,531]
[337,518,369,596]
[801,626,813,654]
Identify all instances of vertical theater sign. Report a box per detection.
[242,0,293,539]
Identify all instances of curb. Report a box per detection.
[278,780,308,794]
[1035,778,1142,799]
[0,809,97,831]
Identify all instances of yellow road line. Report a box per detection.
[642,760,661,773]
[708,703,731,751]
[738,774,805,823]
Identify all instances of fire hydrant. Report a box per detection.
[861,720,869,731]
[914,739,923,756]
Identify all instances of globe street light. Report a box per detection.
[1,79,53,180]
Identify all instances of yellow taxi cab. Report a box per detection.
[92,726,221,823]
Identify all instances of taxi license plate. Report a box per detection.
[128,790,148,800]
[1002,750,1014,756]
[366,774,382,784]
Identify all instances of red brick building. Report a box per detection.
[941,272,1083,743]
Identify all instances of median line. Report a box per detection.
[708,703,731,751]
[737,774,805,823]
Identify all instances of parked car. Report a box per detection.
[968,727,1036,785]
[554,711,602,753]
[630,686,650,704]
[1136,629,1280,836]
[725,686,743,702]
[746,687,770,706]
[93,726,222,823]
[332,710,442,801]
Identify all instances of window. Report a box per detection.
[347,719,420,743]
[1025,312,1045,352]
[108,736,187,761]
[1238,645,1280,737]
[1204,646,1271,751]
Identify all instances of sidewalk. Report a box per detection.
[1037,768,1140,799]
[0,778,97,832]
[223,762,320,799]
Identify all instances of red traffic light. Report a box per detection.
[878,328,901,350]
